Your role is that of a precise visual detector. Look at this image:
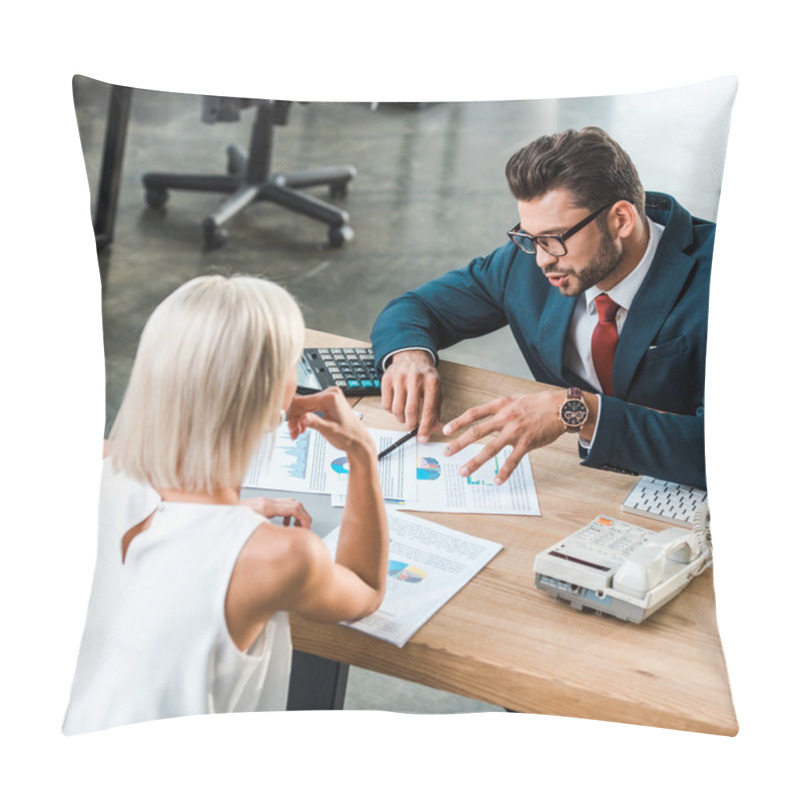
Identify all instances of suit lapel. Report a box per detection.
[537,290,578,383]
[613,202,696,397]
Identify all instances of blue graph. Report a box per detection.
[465,455,500,486]
[276,433,310,479]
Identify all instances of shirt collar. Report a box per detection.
[584,217,664,313]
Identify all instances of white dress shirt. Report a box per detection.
[566,218,664,390]
[570,218,664,449]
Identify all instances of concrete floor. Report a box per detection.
[72,74,735,714]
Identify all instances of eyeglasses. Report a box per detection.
[507,203,614,257]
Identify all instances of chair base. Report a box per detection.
[142,100,356,249]
[143,145,355,249]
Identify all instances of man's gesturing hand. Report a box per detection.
[441,391,569,485]
[380,349,442,442]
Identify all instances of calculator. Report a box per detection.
[296,347,382,396]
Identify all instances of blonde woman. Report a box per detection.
[63,275,388,735]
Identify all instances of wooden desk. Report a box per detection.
[290,330,738,735]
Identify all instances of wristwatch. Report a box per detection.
[558,387,589,432]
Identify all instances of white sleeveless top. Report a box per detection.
[62,459,292,735]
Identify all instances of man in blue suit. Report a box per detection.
[370,127,712,489]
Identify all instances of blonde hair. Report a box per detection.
[108,274,305,493]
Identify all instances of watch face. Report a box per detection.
[560,398,588,427]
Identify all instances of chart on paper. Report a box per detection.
[400,443,539,514]
[243,425,328,493]
[242,424,417,501]
[333,442,540,515]
[323,509,503,646]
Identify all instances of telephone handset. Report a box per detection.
[533,506,712,623]
[613,527,701,596]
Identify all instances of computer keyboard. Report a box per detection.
[621,476,707,528]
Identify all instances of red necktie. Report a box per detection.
[591,293,620,396]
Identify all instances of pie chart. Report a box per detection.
[330,456,349,475]
[388,560,427,583]
[417,456,441,480]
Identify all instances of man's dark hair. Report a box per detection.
[505,127,646,220]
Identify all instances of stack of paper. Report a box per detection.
[242,423,518,647]
[243,423,540,516]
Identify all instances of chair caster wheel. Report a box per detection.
[145,187,169,208]
[226,145,247,176]
[329,181,349,200]
[328,225,354,247]
[203,221,229,250]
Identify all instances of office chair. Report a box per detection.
[142,98,356,249]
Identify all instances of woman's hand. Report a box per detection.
[239,496,312,528]
[287,387,375,457]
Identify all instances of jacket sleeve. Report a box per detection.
[370,246,517,372]
[580,396,706,489]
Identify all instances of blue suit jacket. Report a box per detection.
[371,192,712,489]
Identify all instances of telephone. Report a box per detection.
[533,504,712,623]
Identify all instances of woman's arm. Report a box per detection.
[286,387,389,614]
[226,388,389,647]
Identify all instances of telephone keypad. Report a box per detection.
[566,517,652,565]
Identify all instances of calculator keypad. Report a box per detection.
[307,347,382,396]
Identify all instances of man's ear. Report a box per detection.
[609,200,637,239]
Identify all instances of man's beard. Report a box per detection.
[549,228,623,297]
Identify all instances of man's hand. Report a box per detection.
[380,350,442,442]
[442,390,595,484]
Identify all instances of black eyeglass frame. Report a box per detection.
[507,202,615,257]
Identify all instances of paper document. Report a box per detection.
[243,423,329,493]
[243,423,417,501]
[323,509,503,647]
[322,428,418,501]
[333,441,540,515]
[401,442,539,514]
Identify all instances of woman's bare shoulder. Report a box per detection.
[236,521,328,591]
